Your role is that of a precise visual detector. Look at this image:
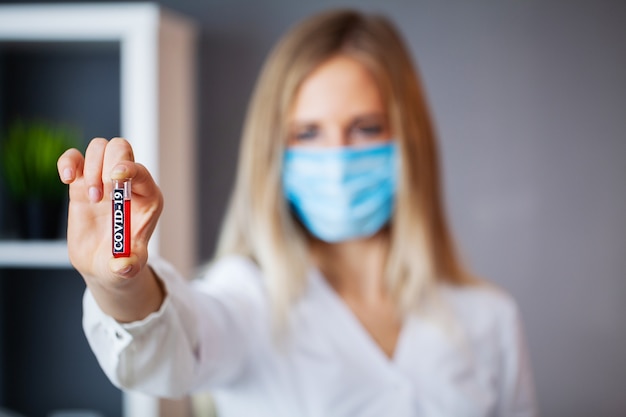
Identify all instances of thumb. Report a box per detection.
[109,255,142,279]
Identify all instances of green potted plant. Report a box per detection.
[0,119,81,239]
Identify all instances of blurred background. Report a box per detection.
[0,1,624,416]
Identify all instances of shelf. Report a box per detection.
[0,3,197,416]
[0,240,70,268]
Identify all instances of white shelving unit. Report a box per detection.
[0,241,70,267]
[0,3,198,416]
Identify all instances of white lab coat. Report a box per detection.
[83,255,538,417]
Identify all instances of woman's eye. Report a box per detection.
[360,125,383,135]
[348,114,389,141]
[293,126,319,141]
[353,124,385,138]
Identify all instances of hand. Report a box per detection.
[57,138,164,319]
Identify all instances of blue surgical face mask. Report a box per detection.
[282,142,398,242]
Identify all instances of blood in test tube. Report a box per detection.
[112,179,131,258]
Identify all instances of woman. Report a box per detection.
[58,9,537,417]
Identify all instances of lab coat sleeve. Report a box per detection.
[82,255,267,398]
[497,297,539,417]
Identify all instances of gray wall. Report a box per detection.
[1,1,624,416]
[191,3,626,414]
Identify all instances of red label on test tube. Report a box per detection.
[112,179,131,257]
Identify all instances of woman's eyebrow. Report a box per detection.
[352,113,386,123]
[288,120,319,128]
[348,113,388,128]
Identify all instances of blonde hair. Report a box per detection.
[215,9,477,326]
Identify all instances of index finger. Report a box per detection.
[57,148,85,184]
[109,161,160,200]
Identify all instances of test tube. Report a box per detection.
[112,179,131,257]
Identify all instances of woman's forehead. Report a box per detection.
[289,55,386,122]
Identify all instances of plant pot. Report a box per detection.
[15,198,65,240]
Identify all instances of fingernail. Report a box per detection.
[111,165,127,178]
[88,186,101,202]
[62,168,73,181]
[116,264,133,276]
